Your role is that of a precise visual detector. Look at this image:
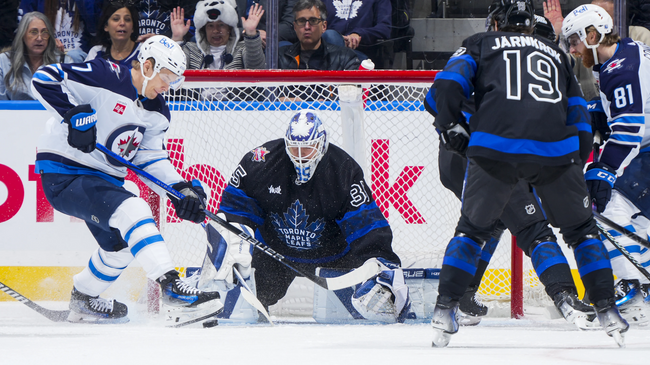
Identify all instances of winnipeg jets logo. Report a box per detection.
[270,200,325,251]
[269,185,281,194]
[604,58,625,73]
[333,0,362,19]
[107,60,121,77]
[525,204,536,215]
[105,125,146,164]
[251,147,269,162]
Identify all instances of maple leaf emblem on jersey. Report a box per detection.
[333,0,362,19]
[604,58,625,73]
[270,200,325,251]
[251,147,269,162]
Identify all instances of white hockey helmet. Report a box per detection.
[137,35,187,94]
[284,110,329,185]
[562,4,613,49]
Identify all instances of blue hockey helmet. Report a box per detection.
[284,110,329,185]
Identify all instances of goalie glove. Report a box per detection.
[168,180,207,223]
[202,214,253,288]
[351,258,411,323]
[63,104,97,153]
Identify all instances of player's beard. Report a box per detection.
[579,48,596,68]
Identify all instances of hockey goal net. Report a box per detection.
[156,69,553,318]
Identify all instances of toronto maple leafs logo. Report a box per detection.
[139,0,171,35]
[270,200,325,251]
[333,0,363,20]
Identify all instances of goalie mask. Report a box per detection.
[137,35,187,96]
[284,110,329,185]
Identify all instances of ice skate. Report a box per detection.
[157,270,221,308]
[613,279,650,325]
[594,298,629,348]
[641,283,650,304]
[431,296,459,348]
[458,285,487,326]
[553,290,597,330]
[67,287,129,324]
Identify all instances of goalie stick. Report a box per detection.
[95,143,381,291]
[0,280,71,322]
[594,211,650,250]
[233,267,274,324]
[595,222,650,281]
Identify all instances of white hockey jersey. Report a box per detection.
[596,39,650,175]
[31,58,183,196]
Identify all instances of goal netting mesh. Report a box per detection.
[156,69,554,318]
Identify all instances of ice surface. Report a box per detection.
[1,301,649,364]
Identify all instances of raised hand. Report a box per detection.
[543,0,564,37]
[242,3,265,37]
[170,6,191,42]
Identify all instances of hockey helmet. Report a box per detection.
[562,4,613,50]
[284,110,329,185]
[534,15,556,42]
[137,35,187,93]
[487,0,535,31]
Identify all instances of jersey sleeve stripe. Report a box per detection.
[219,186,265,226]
[336,202,389,244]
[435,71,472,98]
[469,131,579,157]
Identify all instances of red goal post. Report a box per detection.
[157,69,541,318]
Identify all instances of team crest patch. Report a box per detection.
[251,147,269,162]
[525,204,536,215]
[604,58,625,73]
[113,102,126,115]
[270,200,325,251]
[451,47,467,58]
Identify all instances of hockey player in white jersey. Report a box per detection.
[31,35,221,323]
[564,4,650,325]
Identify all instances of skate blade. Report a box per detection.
[432,328,452,347]
[611,330,625,348]
[164,300,224,328]
[572,316,601,331]
[66,311,130,324]
[457,314,482,326]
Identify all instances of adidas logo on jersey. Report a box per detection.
[113,102,126,115]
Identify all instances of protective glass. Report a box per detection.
[160,71,185,90]
[294,17,323,27]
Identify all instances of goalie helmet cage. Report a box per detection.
[151,69,548,319]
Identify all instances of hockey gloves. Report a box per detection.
[585,162,616,213]
[63,104,97,153]
[351,258,411,323]
[169,180,207,223]
[588,97,610,145]
[438,122,470,156]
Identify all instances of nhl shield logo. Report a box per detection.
[251,147,269,162]
[584,196,590,208]
[525,204,536,215]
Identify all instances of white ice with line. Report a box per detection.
[1,301,650,364]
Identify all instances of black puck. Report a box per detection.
[202,319,219,328]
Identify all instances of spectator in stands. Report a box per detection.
[0,11,70,100]
[19,0,103,63]
[628,0,650,42]
[279,0,359,70]
[1,1,20,51]
[320,0,391,67]
[170,0,265,70]
[235,0,298,47]
[85,0,141,66]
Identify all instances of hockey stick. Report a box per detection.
[233,267,274,325]
[0,281,71,322]
[95,143,380,291]
[593,211,650,250]
[167,306,224,328]
[595,222,650,281]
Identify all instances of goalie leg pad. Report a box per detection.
[351,264,411,323]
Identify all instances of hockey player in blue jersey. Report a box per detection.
[563,4,650,325]
[428,0,627,347]
[211,110,411,323]
[31,35,221,323]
